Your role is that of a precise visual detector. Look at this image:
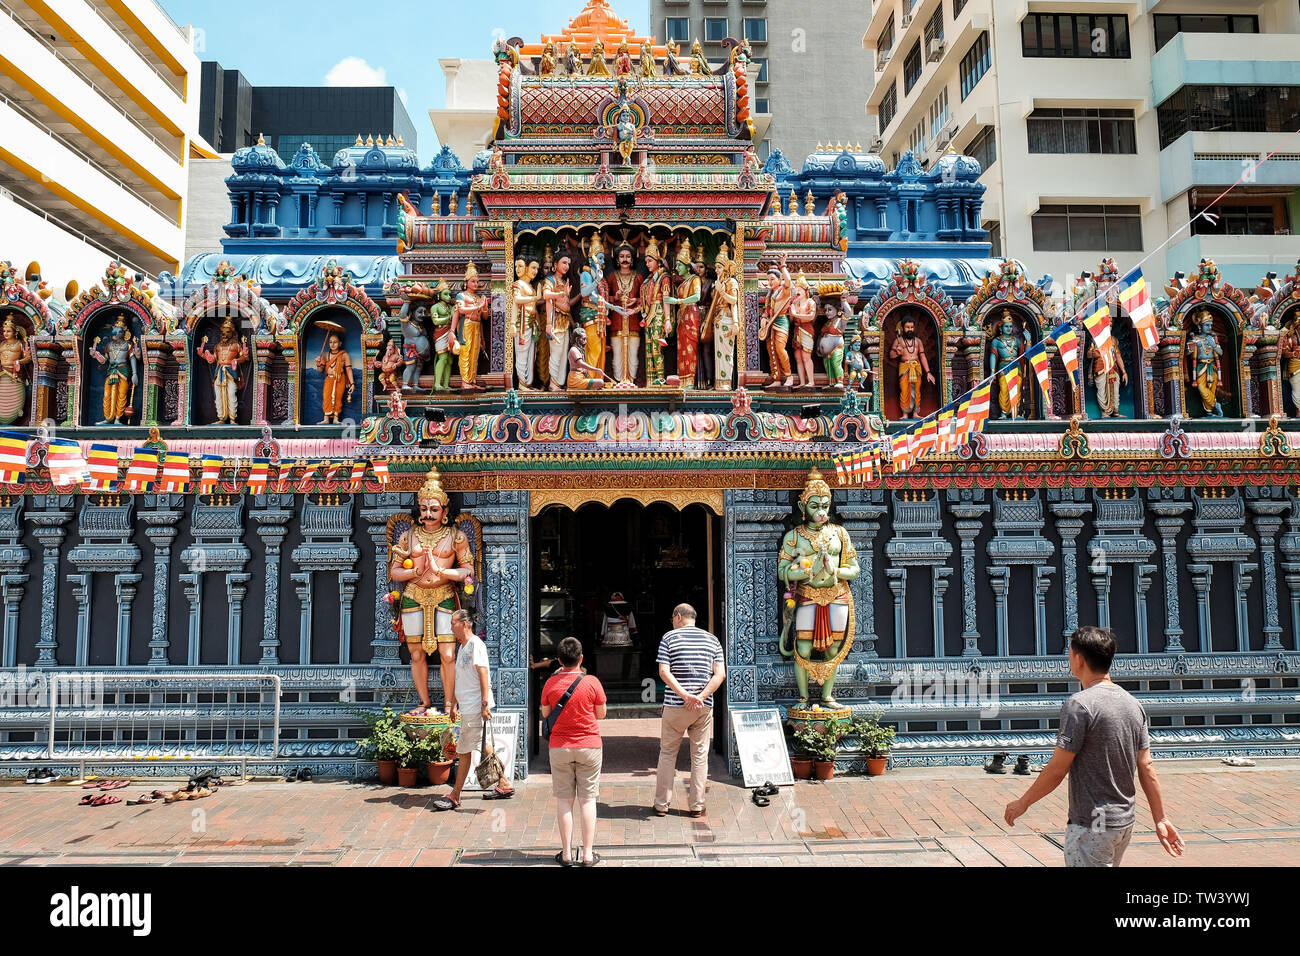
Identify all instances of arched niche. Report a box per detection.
[300,310,364,426]
[1279,302,1300,417]
[1083,313,1139,420]
[980,304,1045,421]
[80,309,144,426]
[1179,303,1243,419]
[879,303,942,420]
[0,307,36,426]
[190,315,255,426]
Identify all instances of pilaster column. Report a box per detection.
[179,568,202,665]
[1091,559,1112,628]
[839,499,887,658]
[339,571,361,664]
[1150,499,1191,652]
[931,566,952,658]
[885,568,907,658]
[1188,563,1213,646]
[1034,566,1055,656]
[1248,500,1288,650]
[987,565,1010,656]
[1134,564,1157,654]
[1234,563,1257,652]
[361,500,402,664]
[292,571,313,665]
[68,573,91,666]
[253,498,292,665]
[114,573,142,666]
[28,504,73,667]
[141,503,182,664]
[1,573,28,668]
[227,572,251,665]
[949,493,991,657]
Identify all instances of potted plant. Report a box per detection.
[415,734,453,786]
[788,726,814,779]
[396,735,421,787]
[794,722,845,780]
[852,714,896,776]
[358,706,405,785]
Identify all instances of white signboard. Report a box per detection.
[453,711,519,792]
[730,708,794,789]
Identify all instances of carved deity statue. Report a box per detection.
[1088,335,1128,418]
[587,39,610,76]
[198,316,249,424]
[314,329,354,425]
[666,238,702,388]
[778,468,860,707]
[689,39,712,76]
[790,272,818,389]
[565,324,605,390]
[640,238,674,386]
[389,468,474,717]
[400,304,431,391]
[512,259,540,389]
[818,301,847,388]
[0,317,32,425]
[89,316,138,425]
[845,333,869,391]
[539,41,557,76]
[454,264,490,390]
[543,252,578,392]
[889,313,936,417]
[1186,307,1224,417]
[376,339,403,394]
[578,234,608,376]
[429,280,457,392]
[563,42,583,76]
[706,244,738,390]
[759,252,794,389]
[638,44,659,78]
[1280,318,1300,410]
[987,308,1028,419]
[615,40,633,75]
[606,243,643,386]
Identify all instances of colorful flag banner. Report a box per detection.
[247,458,271,496]
[85,444,120,491]
[1028,345,1052,406]
[861,449,877,484]
[834,457,848,485]
[124,448,160,492]
[1119,269,1159,350]
[890,433,911,472]
[349,460,368,491]
[955,397,972,442]
[0,431,28,484]
[199,455,224,495]
[970,382,992,432]
[272,460,296,494]
[1080,300,1113,349]
[1002,366,1021,412]
[914,416,937,462]
[1051,325,1081,383]
[160,452,191,493]
[45,438,89,489]
[296,460,322,493]
[936,407,955,454]
[372,460,390,484]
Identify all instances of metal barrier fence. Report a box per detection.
[45,673,281,763]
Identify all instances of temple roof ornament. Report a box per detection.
[1163,257,1256,330]
[525,0,664,59]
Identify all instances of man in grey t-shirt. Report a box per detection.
[1004,626,1184,866]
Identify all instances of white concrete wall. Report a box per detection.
[183,156,231,261]
[0,192,115,290]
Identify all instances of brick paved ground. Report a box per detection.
[2,750,1299,867]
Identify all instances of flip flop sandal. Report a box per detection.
[284,768,300,782]
[483,786,514,800]
[554,852,574,867]
[25,769,39,784]
[79,794,96,806]
[91,794,122,806]
[298,769,312,782]
[751,792,771,808]
[580,852,602,867]
[127,794,157,806]
[757,782,779,796]
[99,780,129,791]
[82,779,105,789]
[432,796,460,812]
[190,787,212,799]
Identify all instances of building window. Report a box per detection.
[1153,14,1258,52]
[877,14,895,57]
[744,18,767,43]
[953,0,968,18]
[929,87,949,141]
[1027,108,1137,154]
[909,118,928,154]
[759,139,771,161]
[959,33,990,100]
[1021,14,1130,58]
[880,81,898,132]
[755,97,769,113]
[903,40,923,94]
[665,17,690,43]
[985,220,1002,256]
[1157,86,1300,149]
[925,5,944,46]
[1032,204,1143,251]
[754,57,769,82]
[1190,201,1286,236]
[704,17,729,43]
[967,126,996,172]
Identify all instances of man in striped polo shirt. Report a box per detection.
[652,604,726,818]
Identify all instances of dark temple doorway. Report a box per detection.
[528,500,726,766]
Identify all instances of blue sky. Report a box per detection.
[163,0,650,163]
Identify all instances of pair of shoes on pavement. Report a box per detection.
[284,767,313,782]
[24,768,60,785]
[751,781,779,807]
[555,848,601,867]
[984,753,1039,775]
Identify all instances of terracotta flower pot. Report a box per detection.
[791,757,813,780]
[865,756,888,776]
[377,759,398,785]
[814,760,835,781]
[427,760,453,786]
[397,766,420,788]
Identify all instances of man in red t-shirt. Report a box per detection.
[541,637,607,866]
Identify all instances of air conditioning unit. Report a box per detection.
[927,39,946,61]
[876,49,892,71]
[934,130,951,150]
[869,138,884,153]
[900,14,914,28]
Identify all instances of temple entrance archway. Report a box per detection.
[527,498,727,772]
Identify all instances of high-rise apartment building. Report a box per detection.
[649,0,868,162]
[0,0,203,283]
[865,0,1300,288]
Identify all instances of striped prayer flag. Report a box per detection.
[124,448,159,491]
[914,416,937,461]
[1079,300,1113,349]
[0,431,28,484]
[350,460,368,491]
[936,407,955,454]
[272,460,296,494]
[297,460,321,493]
[85,444,120,491]
[862,450,876,484]
[1002,366,1021,412]
[46,438,89,489]
[1119,270,1159,350]
[1028,346,1053,406]
[199,455,224,495]
[247,458,271,496]
[372,460,390,484]
[1052,325,1081,382]
[160,452,191,493]
[970,382,992,431]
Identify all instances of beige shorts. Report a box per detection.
[458,713,485,755]
[548,746,602,802]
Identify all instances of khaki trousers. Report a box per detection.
[654,705,712,812]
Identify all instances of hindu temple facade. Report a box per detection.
[0,1,1298,776]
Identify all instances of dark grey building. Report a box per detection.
[199,62,418,159]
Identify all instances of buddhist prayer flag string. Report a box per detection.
[0,431,28,484]
[46,438,89,489]
[272,461,296,494]
[199,455,224,495]
[124,448,160,492]
[1028,344,1052,406]
[1118,269,1159,350]
[350,461,368,491]
[247,458,271,496]
[160,453,191,493]
[84,444,120,491]
[1079,300,1113,349]
[1051,325,1081,383]
[372,460,390,484]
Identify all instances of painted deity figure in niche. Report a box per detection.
[778,468,860,708]
[429,281,457,392]
[89,316,138,425]
[695,252,715,386]
[565,324,605,390]
[0,317,32,425]
[818,301,847,388]
[707,244,739,390]
[890,313,935,417]
[1185,307,1224,417]
[315,329,354,425]
[1280,317,1300,410]
[399,304,431,391]
[389,468,474,717]
[1088,335,1127,418]
[375,339,403,394]
[606,243,643,386]
[578,235,608,376]
[454,264,490,390]
[790,272,818,389]
[987,309,1028,419]
[512,260,541,389]
[543,252,578,392]
[666,238,701,388]
[845,334,869,391]
[759,252,795,389]
[197,316,249,424]
[640,238,674,386]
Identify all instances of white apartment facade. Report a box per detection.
[864,0,1300,292]
[0,0,205,288]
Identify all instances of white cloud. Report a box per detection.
[325,56,388,86]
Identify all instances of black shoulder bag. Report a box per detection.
[542,674,586,739]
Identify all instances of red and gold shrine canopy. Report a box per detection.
[522,0,666,58]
